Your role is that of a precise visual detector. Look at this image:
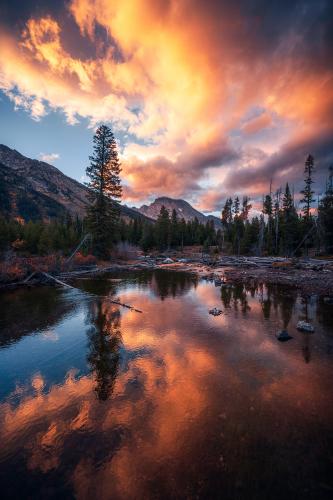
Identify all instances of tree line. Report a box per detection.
[0,124,332,258]
[220,156,333,256]
[0,216,84,255]
[118,210,222,252]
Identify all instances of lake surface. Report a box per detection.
[1,270,333,499]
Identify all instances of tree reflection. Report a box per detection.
[261,285,272,320]
[279,290,296,329]
[220,284,250,315]
[221,286,233,309]
[86,300,122,401]
[150,270,197,300]
[300,296,315,364]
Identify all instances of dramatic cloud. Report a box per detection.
[0,0,332,210]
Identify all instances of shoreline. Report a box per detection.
[1,257,333,297]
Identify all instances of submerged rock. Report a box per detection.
[297,321,315,333]
[276,330,293,342]
[209,307,223,316]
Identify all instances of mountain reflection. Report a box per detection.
[86,300,122,401]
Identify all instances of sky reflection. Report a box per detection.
[0,271,333,499]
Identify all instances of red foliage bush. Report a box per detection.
[72,252,97,267]
[0,251,97,284]
[0,260,26,283]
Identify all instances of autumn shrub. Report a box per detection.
[72,252,97,267]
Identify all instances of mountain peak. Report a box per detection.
[136,197,222,227]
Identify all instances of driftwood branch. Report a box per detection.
[42,272,75,289]
[105,298,143,313]
[42,273,143,313]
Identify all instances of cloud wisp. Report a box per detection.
[39,152,60,163]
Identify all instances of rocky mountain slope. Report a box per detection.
[0,145,220,226]
[0,162,69,222]
[0,145,151,223]
[136,196,222,228]
[0,144,89,219]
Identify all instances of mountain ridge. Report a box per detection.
[0,145,152,223]
[135,196,222,228]
[0,145,221,227]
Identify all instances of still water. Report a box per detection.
[0,270,333,499]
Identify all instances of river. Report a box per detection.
[0,270,333,499]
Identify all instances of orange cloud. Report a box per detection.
[0,0,332,206]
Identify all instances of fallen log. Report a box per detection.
[23,271,37,283]
[42,272,75,289]
[98,295,143,313]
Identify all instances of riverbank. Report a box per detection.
[1,254,333,296]
[61,256,333,297]
[156,257,333,296]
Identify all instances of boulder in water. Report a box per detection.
[209,307,223,316]
[297,321,314,332]
[276,330,293,342]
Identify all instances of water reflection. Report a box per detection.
[220,283,250,314]
[73,269,197,301]
[0,272,333,499]
[0,287,76,347]
[86,301,122,401]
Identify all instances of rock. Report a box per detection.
[209,307,223,316]
[297,321,314,333]
[276,330,293,342]
[162,258,174,264]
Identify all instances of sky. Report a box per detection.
[0,0,332,214]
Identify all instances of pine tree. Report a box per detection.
[273,188,281,254]
[263,193,273,254]
[170,209,180,247]
[318,166,333,253]
[233,196,240,217]
[282,183,293,212]
[140,223,155,252]
[300,154,315,219]
[240,196,252,221]
[280,183,299,256]
[221,198,233,226]
[263,194,273,217]
[86,125,122,258]
[156,206,170,250]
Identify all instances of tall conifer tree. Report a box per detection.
[86,125,122,258]
[300,154,315,219]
